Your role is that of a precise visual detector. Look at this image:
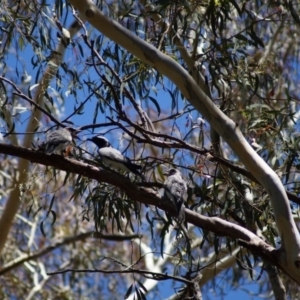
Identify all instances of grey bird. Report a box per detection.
[88,136,144,179]
[164,168,187,224]
[44,127,79,155]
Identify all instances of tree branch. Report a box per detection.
[1,143,296,280]
[47,266,192,285]
[0,231,140,276]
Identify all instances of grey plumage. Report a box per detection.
[88,136,144,179]
[43,127,80,154]
[164,169,187,224]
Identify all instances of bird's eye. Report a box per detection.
[169,169,176,175]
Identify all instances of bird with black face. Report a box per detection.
[43,127,80,155]
[164,168,187,224]
[88,136,144,179]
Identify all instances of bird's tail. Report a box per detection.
[132,168,145,180]
[126,163,145,180]
[176,202,185,225]
[44,144,55,154]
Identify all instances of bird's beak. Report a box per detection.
[70,129,81,140]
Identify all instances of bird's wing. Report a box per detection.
[99,148,129,163]
[164,175,187,223]
[46,129,71,143]
[44,130,72,154]
[99,148,143,178]
[100,148,141,168]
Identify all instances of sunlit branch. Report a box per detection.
[0,231,140,276]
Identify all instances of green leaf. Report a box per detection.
[257,265,264,281]
[124,283,133,299]
[289,1,300,24]
[48,195,55,215]
[137,280,148,294]
[167,89,176,112]
[245,254,253,280]
[235,33,249,42]
[160,221,171,258]
[49,210,57,226]
[214,235,219,255]
[0,77,7,105]
[229,0,242,16]
[63,171,71,186]
[236,252,247,270]
[148,96,161,116]
[40,220,46,237]
[77,42,84,58]
[145,212,154,239]
[135,287,146,300]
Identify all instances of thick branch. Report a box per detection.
[1,143,295,280]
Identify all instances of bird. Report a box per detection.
[43,127,79,155]
[88,136,144,179]
[164,168,187,224]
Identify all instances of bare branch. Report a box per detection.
[0,231,140,276]
[47,266,193,285]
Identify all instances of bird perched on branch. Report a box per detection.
[164,168,187,224]
[88,136,144,179]
[43,127,80,155]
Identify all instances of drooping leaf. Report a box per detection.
[148,96,161,116]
